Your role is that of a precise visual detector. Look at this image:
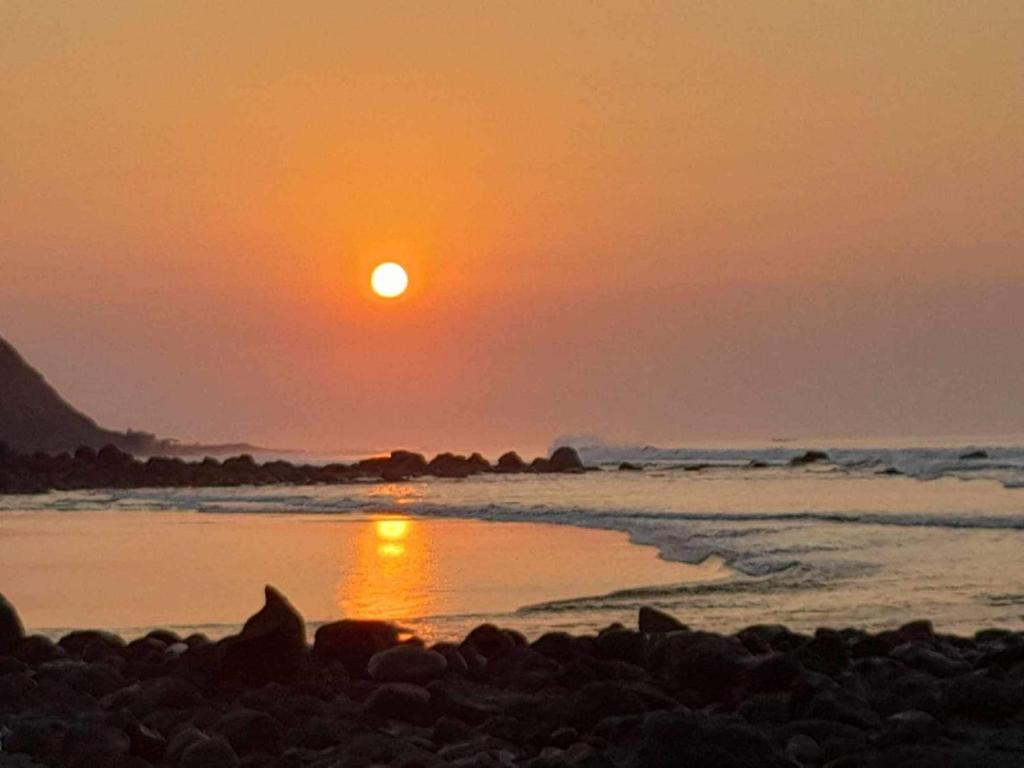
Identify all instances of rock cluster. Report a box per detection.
[2,590,1024,767]
[0,444,587,494]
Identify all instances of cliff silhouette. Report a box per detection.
[0,335,167,454]
[0,335,263,456]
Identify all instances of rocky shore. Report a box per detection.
[0,445,588,495]
[2,590,1024,767]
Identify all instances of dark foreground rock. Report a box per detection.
[3,590,1024,767]
[0,443,593,494]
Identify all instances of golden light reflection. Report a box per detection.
[376,519,410,541]
[336,516,440,630]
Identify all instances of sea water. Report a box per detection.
[1,436,1022,641]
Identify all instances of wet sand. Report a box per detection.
[0,509,728,641]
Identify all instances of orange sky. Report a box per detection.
[2,2,1022,453]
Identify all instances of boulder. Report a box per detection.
[364,682,433,724]
[648,631,752,702]
[548,446,584,472]
[638,606,687,634]
[0,592,25,653]
[495,451,527,472]
[214,708,284,755]
[313,619,399,676]
[219,585,306,683]
[179,736,240,768]
[959,450,988,460]
[789,450,829,466]
[462,624,516,659]
[367,644,448,684]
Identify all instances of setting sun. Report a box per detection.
[370,262,409,298]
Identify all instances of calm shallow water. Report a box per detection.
[1,439,1023,640]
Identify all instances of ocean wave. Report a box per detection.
[571,441,1024,488]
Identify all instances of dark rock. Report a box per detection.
[495,451,527,472]
[0,592,25,653]
[58,630,125,660]
[564,681,648,729]
[60,722,131,767]
[647,631,752,702]
[638,606,686,634]
[368,644,448,684]
[944,671,1023,720]
[635,710,787,768]
[531,632,591,663]
[427,452,472,478]
[214,709,284,755]
[959,450,988,460]
[618,462,642,471]
[431,642,471,676]
[179,736,240,768]
[13,634,63,665]
[594,628,646,667]
[785,733,822,766]
[463,624,516,659]
[805,689,882,730]
[789,450,829,466]
[433,715,473,746]
[219,585,306,683]
[364,682,433,724]
[548,446,584,472]
[313,618,399,676]
[882,709,943,744]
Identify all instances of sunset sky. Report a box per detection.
[2,2,1022,453]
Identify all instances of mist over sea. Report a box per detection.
[2,435,1023,641]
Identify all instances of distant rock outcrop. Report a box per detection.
[0,335,163,454]
[0,335,262,457]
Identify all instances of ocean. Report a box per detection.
[2,436,1022,642]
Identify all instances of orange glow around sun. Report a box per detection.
[371,262,409,298]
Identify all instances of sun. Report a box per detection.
[370,262,409,298]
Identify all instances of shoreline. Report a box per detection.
[2,588,1024,766]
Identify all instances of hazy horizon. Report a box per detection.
[3,2,1022,452]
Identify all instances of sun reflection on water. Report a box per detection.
[335,515,439,632]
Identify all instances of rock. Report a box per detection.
[564,681,648,729]
[785,734,822,766]
[594,628,646,666]
[179,736,240,768]
[313,618,399,676]
[57,629,125,661]
[431,642,471,676]
[427,452,473,478]
[13,634,63,665]
[635,710,784,768]
[805,689,881,730]
[531,632,591,663]
[214,709,284,755]
[790,450,829,466]
[0,592,25,653]
[368,644,448,683]
[883,709,943,744]
[959,450,988,460]
[219,585,306,683]
[495,452,527,472]
[60,722,131,767]
[463,624,516,659]
[618,462,642,471]
[648,631,752,702]
[944,672,1023,720]
[364,682,433,723]
[548,446,584,472]
[638,606,687,634]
